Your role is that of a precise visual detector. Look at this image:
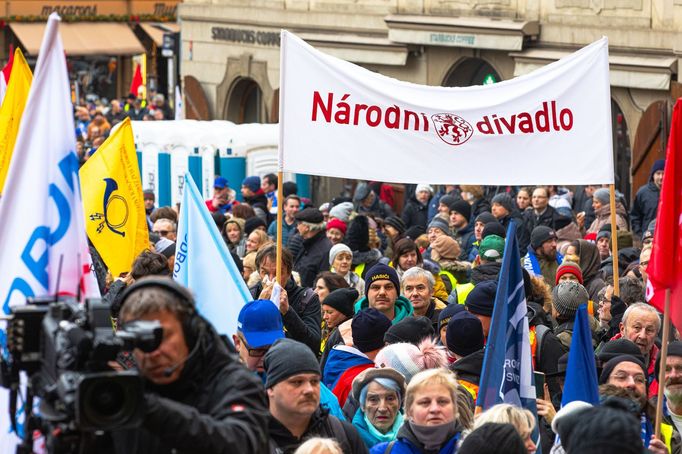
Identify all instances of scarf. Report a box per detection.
[364,411,404,445]
[409,421,459,452]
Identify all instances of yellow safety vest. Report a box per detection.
[455,283,475,305]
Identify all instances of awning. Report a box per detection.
[10,22,145,56]
[298,32,408,66]
[511,48,678,90]
[384,15,539,51]
[139,23,181,47]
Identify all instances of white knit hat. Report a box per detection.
[329,243,352,266]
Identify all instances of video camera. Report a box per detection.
[1,296,162,454]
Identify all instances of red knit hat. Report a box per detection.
[326,218,347,235]
[555,261,584,285]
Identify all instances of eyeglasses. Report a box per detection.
[153,230,173,237]
[238,335,270,357]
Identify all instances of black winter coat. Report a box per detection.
[631,181,660,237]
[401,197,429,231]
[268,407,368,454]
[110,324,270,454]
[251,278,322,355]
[520,205,569,253]
[294,231,333,288]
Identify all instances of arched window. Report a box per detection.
[226,78,264,123]
[443,57,501,87]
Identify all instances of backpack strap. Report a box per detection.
[534,323,550,368]
[384,440,395,454]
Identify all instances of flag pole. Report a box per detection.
[655,289,672,439]
[276,30,287,286]
[608,184,620,296]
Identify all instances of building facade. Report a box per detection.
[179,0,680,200]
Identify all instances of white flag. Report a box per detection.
[0,13,99,449]
[175,85,184,120]
[280,31,614,185]
[173,173,251,336]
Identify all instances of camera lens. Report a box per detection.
[90,381,125,417]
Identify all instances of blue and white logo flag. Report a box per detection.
[477,220,541,450]
[0,13,99,449]
[173,172,251,336]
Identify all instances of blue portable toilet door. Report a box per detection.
[140,144,160,204]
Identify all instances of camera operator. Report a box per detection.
[110,277,270,454]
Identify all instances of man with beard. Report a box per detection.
[655,341,682,453]
[265,338,367,453]
[613,303,662,397]
[522,226,563,289]
[599,355,668,453]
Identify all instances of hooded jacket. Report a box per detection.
[293,230,333,288]
[631,161,663,237]
[268,407,368,454]
[354,295,414,324]
[111,323,269,454]
[587,202,629,234]
[402,195,429,231]
[574,239,606,300]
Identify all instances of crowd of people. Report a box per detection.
[94,160,677,454]
[74,89,174,163]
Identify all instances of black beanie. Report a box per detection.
[322,288,358,318]
[345,215,370,252]
[567,405,643,454]
[481,221,506,239]
[530,225,557,250]
[655,341,682,379]
[438,303,466,332]
[352,308,391,353]
[244,216,267,236]
[474,212,497,226]
[439,195,458,211]
[384,216,406,235]
[450,200,471,221]
[458,423,526,454]
[599,354,646,385]
[264,338,320,388]
[597,339,645,366]
[465,281,497,317]
[364,263,400,296]
[384,316,434,345]
[446,311,484,357]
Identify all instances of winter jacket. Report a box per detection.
[250,278,321,355]
[267,218,297,247]
[294,231,333,288]
[352,249,384,279]
[421,298,447,331]
[357,197,395,220]
[573,239,606,300]
[110,323,270,454]
[371,421,462,454]
[244,191,270,224]
[268,407,368,454]
[450,349,485,400]
[469,197,491,223]
[354,295,414,324]
[587,202,629,234]
[402,196,429,231]
[631,180,660,237]
[520,205,570,253]
[323,345,374,389]
[470,262,502,284]
[453,223,475,261]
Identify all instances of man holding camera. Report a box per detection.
[112,277,270,454]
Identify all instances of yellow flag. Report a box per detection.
[79,117,148,277]
[0,48,33,194]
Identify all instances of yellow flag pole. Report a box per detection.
[608,184,620,296]
[655,289,672,439]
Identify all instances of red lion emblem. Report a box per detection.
[431,113,474,146]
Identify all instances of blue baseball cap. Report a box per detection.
[214,176,229,189]
[237,299,284,348]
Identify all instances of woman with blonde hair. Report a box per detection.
[371,368,463,453]
[473,403,537,454]
[293,438,343,454]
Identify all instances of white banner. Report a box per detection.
[280,31,614,185]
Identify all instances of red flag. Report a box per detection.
[646,99,682,330]
[129,63,142,97]
[1,44,14,83]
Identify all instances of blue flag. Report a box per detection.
[476,221,541,451]
[173,173,251,336]
[561,304,599,406]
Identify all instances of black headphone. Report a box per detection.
[119,277,206,361]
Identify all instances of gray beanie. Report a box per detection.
[329,201,354,223]
[264,338,320,388]
[593,188,610,205]
[491,193,514,214]
[551,281,589,319]
[428,215,450,235]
